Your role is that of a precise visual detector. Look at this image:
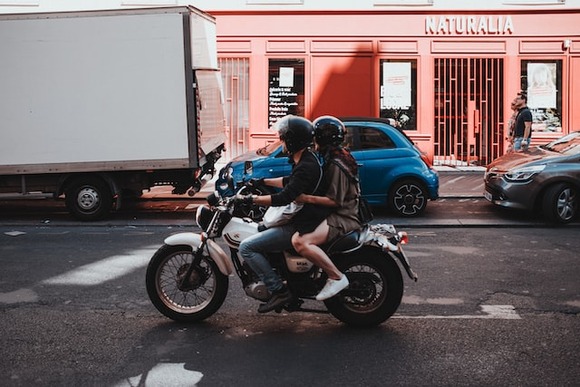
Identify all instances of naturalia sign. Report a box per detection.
[426,16,514,35]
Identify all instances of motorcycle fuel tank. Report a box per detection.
[221,217,259,249]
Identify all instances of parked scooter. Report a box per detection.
[146,185,418,327]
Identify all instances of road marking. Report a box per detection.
[41,247,157,286]
[0,288,38,304]
[4,231,26,237]
[394,305,521,320]
[112,363,203,387]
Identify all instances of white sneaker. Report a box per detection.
[316,274,349,301]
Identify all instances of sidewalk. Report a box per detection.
[435,167,485,198]
[143,165,487,200]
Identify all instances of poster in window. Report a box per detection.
[527,63,557,109]
[268,59,304,128]
[381,62,411,110]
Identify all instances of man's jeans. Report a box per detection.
[513,136,530,151]
[239,224,296,292]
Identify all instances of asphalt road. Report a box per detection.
[0,194,578,229]
[1,226,579,386]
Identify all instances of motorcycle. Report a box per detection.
[146,184,418,327]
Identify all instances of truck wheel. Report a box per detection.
[65,177,113,221]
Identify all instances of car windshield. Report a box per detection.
[541,132,580,155]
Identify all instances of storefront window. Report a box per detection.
[268,59,305,128]
[380,59,417,131]
[521,60,562,133]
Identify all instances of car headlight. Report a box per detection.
[504,165,545,182]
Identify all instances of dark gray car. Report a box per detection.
[484,132,580,224]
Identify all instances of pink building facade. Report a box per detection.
[213,8,580,165]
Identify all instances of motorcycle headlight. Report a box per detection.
[244,161,253,175]
[217,166,235,195]
[504,165,545,182]
[196,204,214,232]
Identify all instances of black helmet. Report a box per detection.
[276,115,314,154]
[313,115,345,148]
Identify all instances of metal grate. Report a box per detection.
[218,57,250,160]
[434,57,505,167]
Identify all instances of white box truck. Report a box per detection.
[0,6,226,220]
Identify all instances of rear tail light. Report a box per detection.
[398,231,409,245]
[414,145,434,168]
[420,153,433,169]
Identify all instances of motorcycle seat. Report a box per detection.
[325,226,365,255]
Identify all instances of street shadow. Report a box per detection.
[107,314,408,386]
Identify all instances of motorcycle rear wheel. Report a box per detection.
[325,247,404,327]
[146,244,229,322]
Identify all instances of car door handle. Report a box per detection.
[357,163,363,167]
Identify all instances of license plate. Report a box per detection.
[484,191,492,202]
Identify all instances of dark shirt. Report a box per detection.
[270,148,331,234]
[514,106,533,137]
[270,149,323,207]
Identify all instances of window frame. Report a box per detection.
[267,58,306,128]
[520,58,564,134]
[379,58,418,131]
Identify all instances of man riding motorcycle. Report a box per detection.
[238,115,328,313]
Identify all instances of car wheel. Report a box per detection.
[388,179,427,217]
[542,183,578,224]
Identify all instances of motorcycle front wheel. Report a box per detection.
[325,247,404,327]
[146,244,229,322]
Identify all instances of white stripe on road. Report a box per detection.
[41,247,157,286]
[394,305,521,320]
[112,363,203,387]
[0,288,38,304]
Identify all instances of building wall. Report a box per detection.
[2,1,579,164]
[2,0,580,13]
[213,9,580,164]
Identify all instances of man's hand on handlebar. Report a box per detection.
[247,178,265,189]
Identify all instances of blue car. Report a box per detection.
[216,117,439,217]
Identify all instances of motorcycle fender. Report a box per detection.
[164,233,233,276]
[391,249,418,282]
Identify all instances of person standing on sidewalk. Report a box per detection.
[506,97,518,153]
[513,92,533,152]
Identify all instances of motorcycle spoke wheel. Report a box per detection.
[324,248,403,327]
[341,265,385,313]
[146,245,228,322]
[158,252,216,312]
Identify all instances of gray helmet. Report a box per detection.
[276,115,314,154]
[313,115,345,148]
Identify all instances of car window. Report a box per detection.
[358,127,396,150]
[344,127,356,149]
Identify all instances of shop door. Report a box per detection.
[218,57,250,160]
[434,58,504,166]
